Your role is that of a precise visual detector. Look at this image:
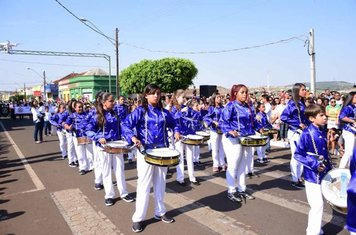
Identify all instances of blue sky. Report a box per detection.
[1,0,355,91]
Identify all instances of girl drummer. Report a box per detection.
[50,103,67,159]
[65,101,93,175]
[338,91,356,168]
[171,90,201,186]
[61,99,78,167]
[280,83,309,188]
[255,102,273,164]
[88,92,135,207]
[122,84,181,233]
[219,84,256,202]
[203,93,226,172]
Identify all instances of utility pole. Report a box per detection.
[309,28,316,96]
[24,83,26,102]
[115,28,120,97]
[43,70,47,101]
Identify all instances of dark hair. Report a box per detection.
[141,84,162,112]
[210,93,222,107]
[96,92,114,128]
[230,84,248,101]
[305,104,325,120]
[342,91,356,107]
[256,102,264,110]
[74,100,83,109]
[291,83,306,110]
[67,99,76,114]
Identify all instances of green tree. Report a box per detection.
[120,58,198,94]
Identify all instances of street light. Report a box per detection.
[27,67,46,101]
[79,18,119,96]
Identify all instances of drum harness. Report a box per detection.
[309,129,333,184]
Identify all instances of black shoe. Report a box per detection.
[113,181,117,186]
[75,161,79,167]
[104,198,114,206]
[262,158,269,163]
[122,194,135,203]
[227,192,242,202]
[191,180,200,185]
[154,214,175,223]
[132,222,143,233]
[79,170,86,175]
[62,155,68,160]
[177,181,186,186]
[292,181,305,189]
[69,162,77,168]
[238,191,255,200]
[247,172,253,178]
[94,183,104,191]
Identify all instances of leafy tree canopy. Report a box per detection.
[120,57,198,94]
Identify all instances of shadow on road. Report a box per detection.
[0,209,25,221]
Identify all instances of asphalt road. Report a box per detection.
[0,116,349,235]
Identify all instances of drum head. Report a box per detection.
[106,140,128,148]
[248,134,267,140]
[186,134,204,140]
[321,168,351,208]
[195,131,210,137]
[146,148,180,157]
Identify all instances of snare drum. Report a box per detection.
[103,140,130,154]
[240,135,268,147]
[144,148,180,167]
[195,131,210,142]
[321,168,351,215]
[77,136,91,145]
[182,134,204,145]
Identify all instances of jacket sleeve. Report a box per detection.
[294,132,320,171]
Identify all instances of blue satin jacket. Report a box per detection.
[219,100,255,137]
[294,124,332,184]
[339,104,356,135]
[50,111,66,131]
[280,100,309,132]
[346,147,356,232]
[65,112,89,137]
[86,110,121,146]
[255,111,272,131]
[122,105,179,150]
[203,105,224,133]
[171,105,197,135]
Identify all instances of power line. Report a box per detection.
[54,0,115,45]
[0,58,108,68]
[121,35,307,54]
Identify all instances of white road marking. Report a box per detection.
[0,120,45,191]
[51,188,123,235]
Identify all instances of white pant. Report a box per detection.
[56,130,67,158]
[66,132,77,164]
[305,181,324,235]
[193,145,200,163]
[98,149,128,199]
[92,144,103,184]
[288,130,304,182]
[176,141,196,182]
[132,151,167,222]
[245,147,254,174]
[339,130,356,168]
[73,138,93,171]
[257,144,267,160]
[210,131,225,168]
[222,135,247,193]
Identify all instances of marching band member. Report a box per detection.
[88,92,135,206]
[65,101,93,175]
[255,102,272,164]
[294,104,332,235]
[61,99,78,167]
[219,84,255,202]
[339,91,356,168]
[281,83,309,188]
[203,93,226,172]
[30,100,44,144]
[50,103,67,159]
[122,84,180,233]
[191,100,204,166]
[346,147,356,234]
[171,90,200,186]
